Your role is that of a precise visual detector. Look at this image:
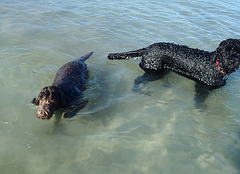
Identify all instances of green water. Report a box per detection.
[0,0,240,173]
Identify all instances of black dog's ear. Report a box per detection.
[31,97,39,105]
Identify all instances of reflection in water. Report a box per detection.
[132,70,218,110]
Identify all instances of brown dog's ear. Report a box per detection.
[31,97,39,105]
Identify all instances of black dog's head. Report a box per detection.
[215,39,240,75]
[32,86,60,119]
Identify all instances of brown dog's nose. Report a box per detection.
[37,110,49,119]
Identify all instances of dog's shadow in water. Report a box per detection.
[132,70,168,95]
[133,71,216,108]
[52,100,88,127]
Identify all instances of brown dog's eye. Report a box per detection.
[32,98,39,105]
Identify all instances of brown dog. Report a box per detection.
[32,52,93,119]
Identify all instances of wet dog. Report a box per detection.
[32,52,93,119]
[108,39,240,87]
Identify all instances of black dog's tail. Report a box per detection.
[80,52,93,61]
[108,48,146,60]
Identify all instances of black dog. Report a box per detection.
[108,39,240,87]
[32,52,93,119]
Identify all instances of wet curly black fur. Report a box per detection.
[108,39,240,87]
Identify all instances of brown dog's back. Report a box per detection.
[32,52,93,119]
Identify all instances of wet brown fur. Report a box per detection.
[32,52,93,119]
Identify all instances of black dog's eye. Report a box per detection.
[225,46,233,52]
[226,45,240,52]
[227,46,240,55]
[234,46,240,53]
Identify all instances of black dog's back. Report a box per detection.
[107,40,240,87]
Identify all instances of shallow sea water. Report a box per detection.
[0,0,240,173]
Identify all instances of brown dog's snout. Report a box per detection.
[37,110,50,119]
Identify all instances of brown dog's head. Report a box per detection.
[32,86,60,119]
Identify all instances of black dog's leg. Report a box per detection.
[133,70,165,94]
[194,83,216,109]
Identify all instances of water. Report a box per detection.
[0,0,240,173]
